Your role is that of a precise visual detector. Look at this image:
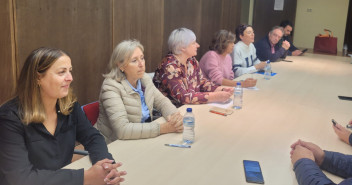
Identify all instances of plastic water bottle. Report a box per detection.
[233,82,243,109]
[183,108,195,144]
[343,44,348,56]
[264,60,271,80]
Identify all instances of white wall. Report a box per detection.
[294,0,349,52]
[248,0,254,25]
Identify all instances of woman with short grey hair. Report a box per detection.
[168,28,196,55]
[96,39,183,142]
[153,28,234,107]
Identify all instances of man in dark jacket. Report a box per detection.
[291,139,352,185]
[254,26,290,62]
[279,20,303,56]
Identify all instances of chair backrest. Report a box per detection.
[81,101,99,126]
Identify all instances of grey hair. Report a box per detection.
[103,39,144,82]
[269,26,284,35]
[168,28,196,55]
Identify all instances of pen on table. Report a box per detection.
[210,110,227,116]
[164,144,191,148]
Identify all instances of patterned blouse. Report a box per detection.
[153,53,219,107]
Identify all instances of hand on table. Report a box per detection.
[161,112,184,134]
[332,123,351,145]
[290,145,315,165]
[209,91,232,103]
[292,50,303,56]
[220,87,234,94]
[241,78,257,88]
[167,112,184,132]
[255,62,267,70]
[84,159,126,185]
[290,140,325,166]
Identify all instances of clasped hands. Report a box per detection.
[290,120,352,167]
[282,40,291,50]
[161,112,183,134]
[85,159,127,185]
[290,140,325,167]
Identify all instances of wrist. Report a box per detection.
[83,170,92,185]
[207,92,216,102]
[317,152,325,166]
[160,123,171,134]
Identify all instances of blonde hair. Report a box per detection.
[103,39,144,82]
[16,47,76,125]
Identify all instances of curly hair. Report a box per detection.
[209,30,235,54]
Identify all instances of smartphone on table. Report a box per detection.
[243,160,264,184]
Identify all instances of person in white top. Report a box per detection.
[232,24,266,78]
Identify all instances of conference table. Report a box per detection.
[66,53,352,185]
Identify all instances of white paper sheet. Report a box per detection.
[274,0,284,11]
[244,86,259,91]
[208,99,233,109]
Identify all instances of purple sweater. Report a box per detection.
[199,51,234,85]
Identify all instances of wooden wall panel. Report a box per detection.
[15,0,112,104]
[113,0,163,72]
[0,0,16,104]
[164,0,241,61]
[199,0,241,57]
[163,0,202,59]
[252,0,297,42]
[198,0,223,57]
[1,0,241,105]
[220,0,241,31]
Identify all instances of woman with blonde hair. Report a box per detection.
[0,47,126,185]
[96,40,183,142]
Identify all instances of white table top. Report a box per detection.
[65,53,352,185]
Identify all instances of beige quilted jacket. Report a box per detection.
[96,74,178,143]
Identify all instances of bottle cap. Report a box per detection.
[266,60,270,63]
[236,82,241,86]
[186,108,192,112]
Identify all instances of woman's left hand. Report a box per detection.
[101,162,127,185]
[215,86,234,94]
[290,145,315,165]
[241,78,257,88]
[167,112,183,132]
